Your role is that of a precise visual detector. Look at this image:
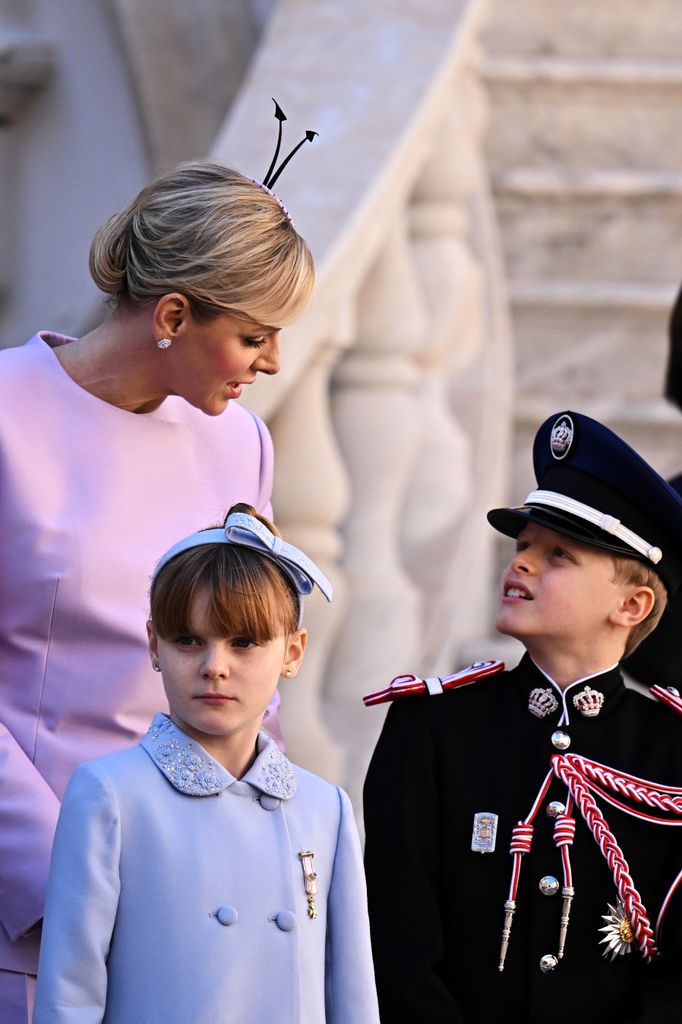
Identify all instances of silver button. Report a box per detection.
[546,801,566,818]
[551,730,571,751]
[539,875,560,896]
[539,953,559,973]
[216,905,238,927]
[274,910,296,932]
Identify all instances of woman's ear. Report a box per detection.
[281,629,308,679]
[153,293,190,340]
[610,585,656,629]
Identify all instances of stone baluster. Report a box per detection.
[403,70,494,672]
[0,22,53,306]
[327,216,426,810]
[268,329,352,783]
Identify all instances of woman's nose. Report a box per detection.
[255,332,281,375]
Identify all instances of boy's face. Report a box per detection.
[147,587,305,760]
[496,522,633,660]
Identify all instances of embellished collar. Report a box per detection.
[140,713,297,799]
[513,653,625,725]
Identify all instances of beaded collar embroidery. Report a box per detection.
[141,713,297,799]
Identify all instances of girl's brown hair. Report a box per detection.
[150,503,299,641]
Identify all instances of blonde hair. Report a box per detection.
[611,556,668,657]
[149,503,299,642]
[89,162,314,326]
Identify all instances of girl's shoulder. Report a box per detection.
[288,761,352,815]
[67,743,154,796]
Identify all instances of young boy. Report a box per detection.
[363,410,682,1024]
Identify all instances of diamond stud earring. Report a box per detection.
[157,338,172,350]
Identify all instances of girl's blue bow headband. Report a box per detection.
[152,512,332,628]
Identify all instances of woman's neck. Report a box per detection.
[52,311,169,413]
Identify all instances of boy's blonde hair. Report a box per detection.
[611,555,668,657]
[89,162,315,327]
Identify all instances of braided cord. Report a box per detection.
[567,753,682,820]
[552,754,658,961]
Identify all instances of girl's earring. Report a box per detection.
[285,667,292,677]
[152,661,161,672]
[157,337,172,350]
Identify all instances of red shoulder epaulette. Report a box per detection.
[649,684,682,717]
[362,659,505,707]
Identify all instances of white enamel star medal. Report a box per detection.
[599,901,635,960]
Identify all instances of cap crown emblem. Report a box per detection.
[528,687,559,718]
[550,415,574,460]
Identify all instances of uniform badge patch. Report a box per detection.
[550,414,574,461]
[471,812,498,853]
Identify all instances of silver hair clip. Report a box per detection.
[250,99,317,222]
[263,99,317,188]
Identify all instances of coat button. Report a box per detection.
[551,730,571,750]
[539,954,558,973]
[546,801,566,818]
[275,910,296,932]
[259,794,281,811]
[216,906,238,926]
[538,875,560,896]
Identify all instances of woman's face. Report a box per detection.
[168,311,281,416]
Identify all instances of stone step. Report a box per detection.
[484,58,682,175]
[505,277,682,501]
[509,281,675,408]
[495,172,682,284]
[482,0,682,61]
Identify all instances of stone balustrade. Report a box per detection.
[0,20,53,312]
[212,0,514,812]
[1,0,514,817]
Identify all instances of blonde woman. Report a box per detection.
[0,160,314,1021]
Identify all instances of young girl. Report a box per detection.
[33,504,380,1024]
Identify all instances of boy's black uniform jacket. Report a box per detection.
[363,654,682,1024]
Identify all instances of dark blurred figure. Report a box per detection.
[624,284,682,689]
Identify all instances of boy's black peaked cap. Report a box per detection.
[487,410,682,594]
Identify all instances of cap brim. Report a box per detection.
[486,505,645,561]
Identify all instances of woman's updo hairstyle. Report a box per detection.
[89,162,314,327]
[149,503,300,643]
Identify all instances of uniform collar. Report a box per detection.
[140,713,297,799]
[513,652,625,725]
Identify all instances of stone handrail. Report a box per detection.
[211,0,514,811]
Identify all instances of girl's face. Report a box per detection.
[147,588,306,764]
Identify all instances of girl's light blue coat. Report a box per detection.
[33,715,380,1024]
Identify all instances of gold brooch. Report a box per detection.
[299,851,318,919]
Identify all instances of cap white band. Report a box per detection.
[525,489,663,564]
